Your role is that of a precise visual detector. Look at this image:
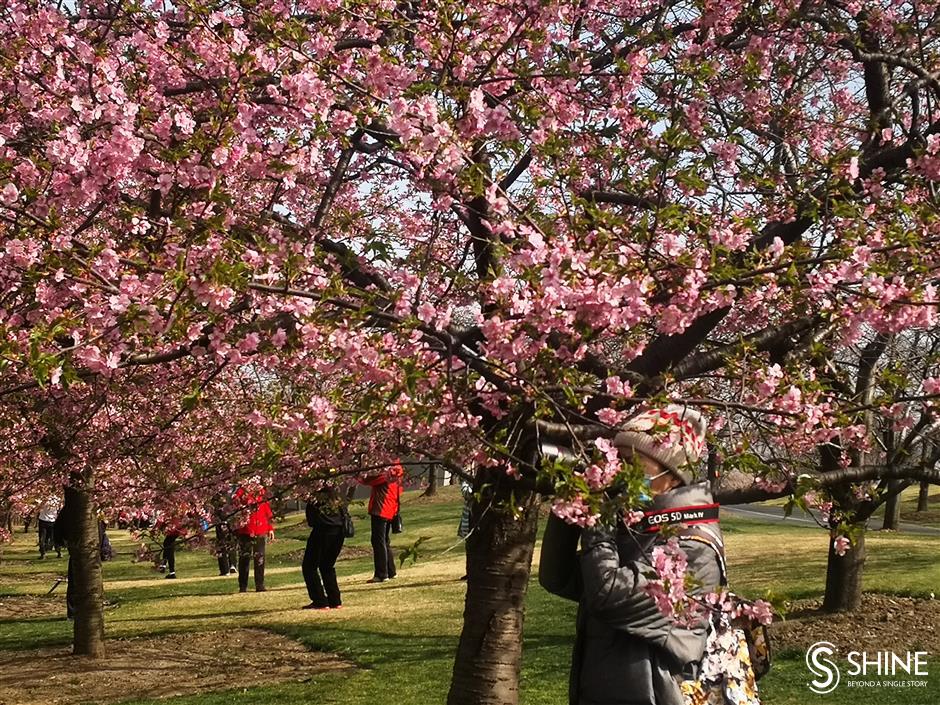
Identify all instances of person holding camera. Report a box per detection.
[359,460,404,584]
[539,406,725,705]
[302,486,348,610]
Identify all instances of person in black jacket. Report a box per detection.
[302,487,347,609]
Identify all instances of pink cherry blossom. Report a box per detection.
[833,535,851,557]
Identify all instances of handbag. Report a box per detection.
[679,604,770,705]
[735,608,772,680]
[391,513,403,534]
[680,534,772,680]
[343,511,355,539]
[677,534,771,705]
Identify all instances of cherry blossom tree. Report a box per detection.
[0,361,274,655]
[4,1,940,701]
[699,326,940,612]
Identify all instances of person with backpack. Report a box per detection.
[234,481,274,592]
[302,486,349,609]
[98,518,113,562]
[359,460,403,583]
[539,406,728,705]
[213,507,238,576]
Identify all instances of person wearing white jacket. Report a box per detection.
[37,496,61,559]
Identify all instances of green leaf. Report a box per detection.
[397,536,431,567]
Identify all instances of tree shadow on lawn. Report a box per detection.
[115,606,279,622]
[106,581,261,602]
[345,576,466,591]
[0,606,290,653]
[0,615,73,653]
[276,624,460,667]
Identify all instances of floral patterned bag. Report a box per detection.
[680,618,761,705]
[679,534,770,705]
[737,611,771,681]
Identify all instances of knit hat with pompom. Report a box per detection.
[613,405,707,485]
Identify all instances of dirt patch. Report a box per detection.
[907,509,940,524]
[0,595,64,621]
[0,570,68,585]
[339,544,372,560]
[771,593,940,655]
[403,486,464,505]
[0,628,353,705]
[280,543,373,563]
[903,491,940,524]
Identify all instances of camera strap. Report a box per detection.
[636,503,720,533]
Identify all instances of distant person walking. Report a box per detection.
[302,487,348,609]
[234,481,274,593]
[37,496,61,559]
[359,460,404,583]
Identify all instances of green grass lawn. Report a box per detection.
[2,487,938,704]
[875,486,940,528]
[761,485,940,529]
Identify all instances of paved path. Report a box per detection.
[722,503,940,536]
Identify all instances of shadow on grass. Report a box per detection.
[114,607,278,622]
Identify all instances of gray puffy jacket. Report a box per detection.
[539,483,724,705]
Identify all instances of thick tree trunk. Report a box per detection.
[881,480,901,530]
[822,526,865,612]
[917,481,930,513]
[65,479,106,657]
[423,464,438,497]
[447,483,539,705]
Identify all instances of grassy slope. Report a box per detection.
[760,485,940,529]
[1,486,938,705]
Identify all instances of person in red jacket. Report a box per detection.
[359,460,404,583]
[234,482,275,592]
